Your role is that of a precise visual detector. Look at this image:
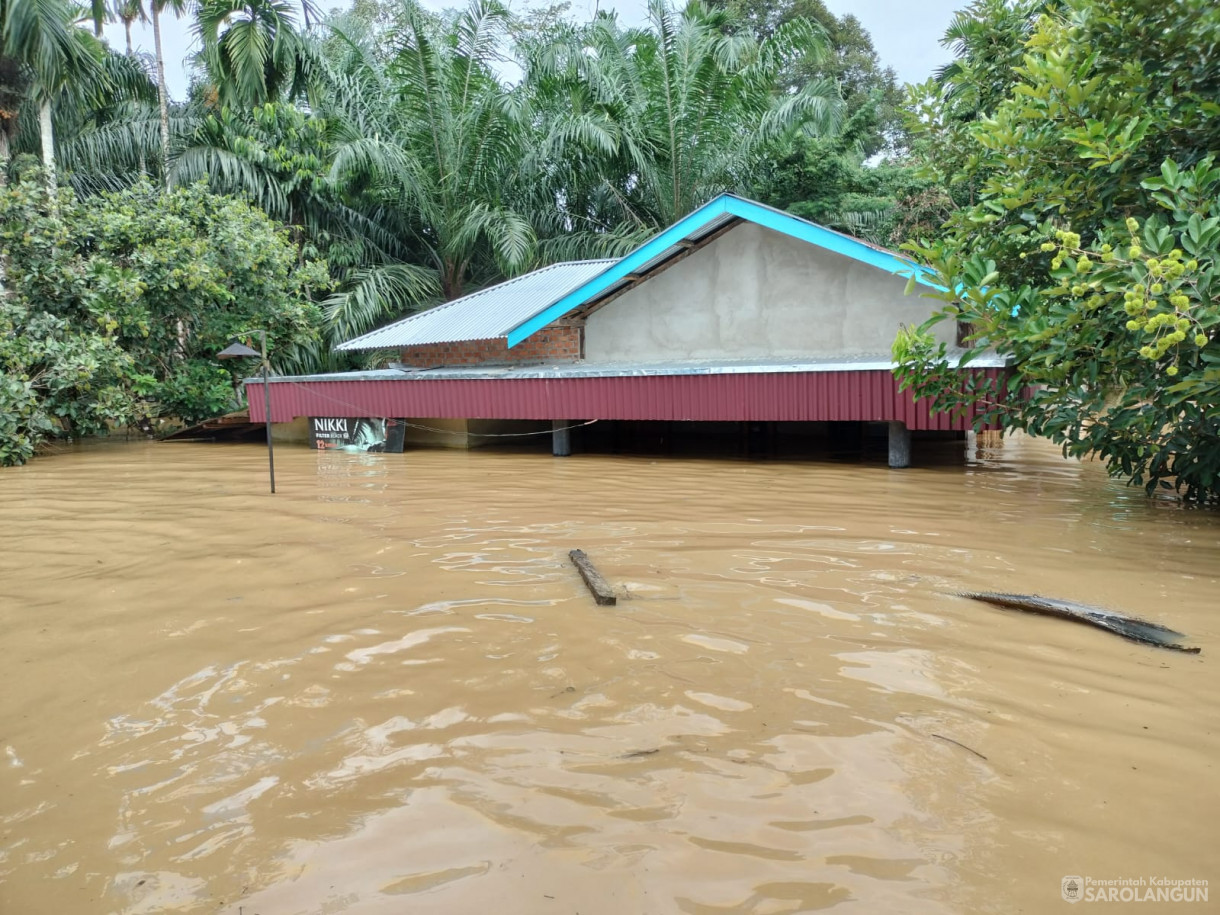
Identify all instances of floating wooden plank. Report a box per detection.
[569,549,617,606]
[958,592,1201,653]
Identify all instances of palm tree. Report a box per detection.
[0,0,105,185]
[53,44,158,191]
[2,0,74,172]
[150,0,189,187]
[112,0,150,176]
[114,0,146,54]
[78,0,842,372]
[304,0,534,301]
[195,0,308,108]
[520,0,844,242]
[169,0,532,363]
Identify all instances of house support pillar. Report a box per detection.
[552,420,572,457]
[888,421,911,469]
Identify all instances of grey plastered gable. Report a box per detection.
[580,220,956,363]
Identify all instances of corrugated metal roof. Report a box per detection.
[336,259,617,352]
[258,351,1008,385]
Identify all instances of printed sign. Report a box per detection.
[308,417,406,453]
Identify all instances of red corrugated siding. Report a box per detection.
[248,369,1003,431]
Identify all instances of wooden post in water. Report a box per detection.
[888,421,911,468]
[552,420,572,457]
[569,549,617,606]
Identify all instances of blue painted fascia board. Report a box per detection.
[506,197,732,348]
[721,196,938,290]
[506,193,939,348]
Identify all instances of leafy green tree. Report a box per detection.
[174,100,438,370]
[747,102,936,245]
[0,168,327,463]
[520,0,843,250]
[46,0,847,373]
[708,0,902,156]
[900,0,1049,205]
[894,0,1220,501]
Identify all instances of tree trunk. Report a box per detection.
[38,98,55,192]
[152,2,171,189]
[124,19,147,176]
[442,260,463,300]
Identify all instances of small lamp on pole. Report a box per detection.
[217,330,276,494]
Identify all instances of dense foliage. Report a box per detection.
[69,0,851,365]
[2,0,862,463]
[0,170,325,464]
[894,0,1220,501]
[747,106,935,245]
[12,0,1216,503]
[518,0,843,239]
[710,0,905,156]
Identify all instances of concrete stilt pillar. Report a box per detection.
[552,419,572,457]
[888,421,911,468]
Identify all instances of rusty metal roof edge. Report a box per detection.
[249,351,1009,385]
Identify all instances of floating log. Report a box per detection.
[569,549,617,606]
[958,592,1201,653]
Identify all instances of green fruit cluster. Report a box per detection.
[1040,219,1208,377]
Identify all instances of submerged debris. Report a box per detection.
[569,549,617,606]
[958,592,1201,653]
[930,733,988,760]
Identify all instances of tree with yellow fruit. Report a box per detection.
[893,0,1220,502]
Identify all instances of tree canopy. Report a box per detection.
[709,0,904,156]
[5,0,1219,504]
[0,168,325,464]
[1,0,854,463]
[894,0,1220,501]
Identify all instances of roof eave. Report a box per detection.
[505,194,943,349]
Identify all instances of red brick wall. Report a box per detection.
[399,326,582,367]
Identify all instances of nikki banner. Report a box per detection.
[308,417,407,453]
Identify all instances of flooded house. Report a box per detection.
[249,195,1004,466]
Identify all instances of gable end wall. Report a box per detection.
[582,222,955,362]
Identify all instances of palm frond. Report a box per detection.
[172,143,290,217]
[322,262,440,343]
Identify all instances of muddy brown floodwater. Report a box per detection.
[1,436,1217,914]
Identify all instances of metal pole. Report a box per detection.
[260,331,276,494]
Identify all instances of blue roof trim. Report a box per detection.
[506,194,940,348]
[507,197,732,347]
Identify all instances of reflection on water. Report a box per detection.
[1,435,1217,914]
